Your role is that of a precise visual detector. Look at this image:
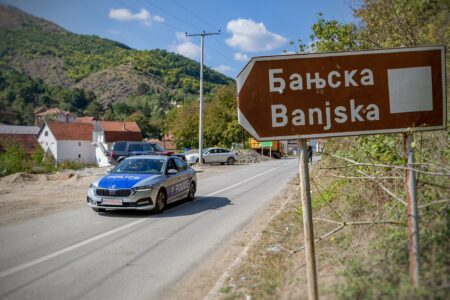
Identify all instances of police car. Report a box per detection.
[87,155,197,213]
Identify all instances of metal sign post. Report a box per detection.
[298,139,318,300]
[403,133,420,286]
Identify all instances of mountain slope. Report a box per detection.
[0,5,233,107]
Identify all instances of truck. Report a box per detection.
[248,138,285,159]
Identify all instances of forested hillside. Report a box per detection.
[0,5,233,133]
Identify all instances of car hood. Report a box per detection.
[97,173,160,189]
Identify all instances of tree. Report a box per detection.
[355,0,449,48]
[112,102,134,120]
[166,99,199,149]
[84,100,104,117]
[126,111,152,138]
[310,16,365,52]
[204,85,241,147]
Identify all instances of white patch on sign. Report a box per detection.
[238,109,260,139]
[237,61,255,94]
[388,66,433,113]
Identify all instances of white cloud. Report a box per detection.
[234,52,249,62]
[226,18,287,52]
[153,15,165,23]
[213,65,233,74]
[169,32,200,60]
[109,8,163,26]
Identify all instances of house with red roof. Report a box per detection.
[35,108,76,126]
[93,121,142,167]
[0,124,40,154]
[74,116,97,124]
[37,122,96,163]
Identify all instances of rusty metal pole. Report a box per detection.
[298,139,319,300]
[403,133,420,287]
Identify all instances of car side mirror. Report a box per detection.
[167,169,178,175]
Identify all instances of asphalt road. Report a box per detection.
[0,158,299,300]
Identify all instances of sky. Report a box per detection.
[1,0,359,78]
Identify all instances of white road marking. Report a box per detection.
[205,165,286,197]
[0,218,148,279]
[0,161,296,279]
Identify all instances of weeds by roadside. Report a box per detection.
[0,143,95,176]
[212,133,449,299]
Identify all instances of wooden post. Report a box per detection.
[298,139,319,299]
[403,133,420,286]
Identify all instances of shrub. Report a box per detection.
[0,143,28,175]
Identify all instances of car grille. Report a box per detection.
[95,188,132,197]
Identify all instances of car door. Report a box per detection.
[203,149,213,163]
[211,148,222,163]
[173,157,191,199]
[217,148,228,163]
[165,158,183,203]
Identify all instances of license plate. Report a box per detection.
[102,198,123,206]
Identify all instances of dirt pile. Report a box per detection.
[3,172,37,184]
[235,150,270,163]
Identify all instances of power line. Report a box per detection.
[113,0,183,33]
[113,0,237,70]
[142,0,202,32]
[173,0,218,31]
[146,0,238,63]
[170,0,238,58]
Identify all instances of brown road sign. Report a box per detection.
[237,46,446,141]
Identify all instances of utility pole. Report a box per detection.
[185,30,220,166]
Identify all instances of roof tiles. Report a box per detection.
[46,122,93,141]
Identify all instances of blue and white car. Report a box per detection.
[87,155,197,213]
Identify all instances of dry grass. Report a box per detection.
[211,162,402,300]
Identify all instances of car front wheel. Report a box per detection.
[227,157,235,165]
[154,189,167,213]
[187,182,196,201]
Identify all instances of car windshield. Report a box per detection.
[111,158,165,174]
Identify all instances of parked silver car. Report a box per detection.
[87,155,197,213]
[185,147,238,165]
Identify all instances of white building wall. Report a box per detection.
[37,124,58,160]
[57,141,96,164]
[93,131,104,143]
[94,142,112,167]
[92,130,112,166]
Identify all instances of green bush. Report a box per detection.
[0,144,94,176]
[0,143,28,175]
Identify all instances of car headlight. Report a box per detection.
[132,184,154,191]
[89,183,97,189]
